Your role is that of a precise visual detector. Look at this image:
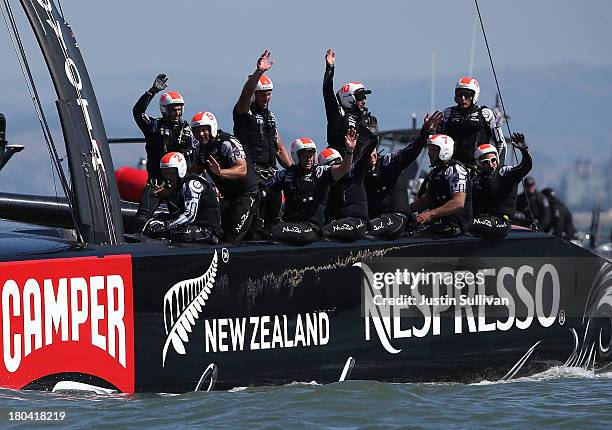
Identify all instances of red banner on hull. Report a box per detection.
[0,255,134,393]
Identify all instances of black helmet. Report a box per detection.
[524,176,535,187]
[542,187,556,198]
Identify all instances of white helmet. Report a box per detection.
[336,82,371,109]
[318,147,342,166]
[290,137,317,164]
[455,77,480,104]
[474,143,498,164]
[159,91,184,115]
[255,75,273,91]
[428,134,454,162]
[191,111,218,138]
[160,151,187,179]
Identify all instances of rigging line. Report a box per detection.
[474,0,538,230]
[1,0,83,241]
[38,3,118,242]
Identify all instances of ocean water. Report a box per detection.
[1,367,612,429]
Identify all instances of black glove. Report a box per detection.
[511,133,528,150]
[150,74,168,94]
[145,218,168,234]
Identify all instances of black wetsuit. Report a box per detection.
[323,139,378,242]
[470,146,532,238]
[267,165,336,245]
[412,160,471,237]
[438,104,506,166]
[233,102,282,232]
[547,195,577,240]
[515,191,551,232]
[197,130,259,243]
[132,90,195,230]
[144,173,222,243]
[323,64,378,163]
[365,134,427,239]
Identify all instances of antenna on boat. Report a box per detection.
[468,16,477,76]
[474,0,537,230]
[410,50,437,195]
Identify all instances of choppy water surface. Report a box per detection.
[1,367,612,429]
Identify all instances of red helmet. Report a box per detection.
[159,91,184,115]
[160,152,187,178]
[255,75,273,92]
[318,147,342,166]
[336,82,371,109]
[191,111,218,138]
[474,143,498,166]
[455,77,480,103]
[428,134,454,162]
[290,137,317,164]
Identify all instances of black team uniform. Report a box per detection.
[267,164,337,245]
[471,145,532,238]
[198,130,259,243]
[365,134,428,239]
[233,101,282,233]
[132,89,194,230]
[145,172,222,243]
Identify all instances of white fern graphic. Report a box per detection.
[162,250,218,366]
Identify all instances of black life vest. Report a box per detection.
[146,119,194,180]
[233,102,277,168]
[281,165,333,227]
[199,130,259,197]
[364,160,411,217]
[327,109,379,162]
[442,105,491,165]
[425,160,472,226]
[168,173,222,235]
[472,170,518,218]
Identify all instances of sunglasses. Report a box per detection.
[455,92,474,99]
[355,94,367,102]
[480,157,498,166]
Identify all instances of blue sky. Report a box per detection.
[0,0,611,196]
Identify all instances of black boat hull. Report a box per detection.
[1,229,610,393]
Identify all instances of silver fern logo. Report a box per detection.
[162,250,219,366]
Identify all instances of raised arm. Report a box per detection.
[393,111,443,169]
[331,128,357,180]
[133,73,167,132]
[323,49,342,124]
[235,50,273,114]
[499,133,533,181]
[276,133,293,168]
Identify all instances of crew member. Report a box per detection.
[365,112,443,239]
[267,131,357,245]
[193,111,259,243]
[408,134,470,237]
[542,188,577,240]
[132,74,195,231]
[143,152,221,243]
[321,136,378,242]
[233,50,292,237]
[437,77,506,166]
[470,133,532,239]
[514,176,551,231]
[323,48,378,163]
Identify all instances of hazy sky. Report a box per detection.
[0,0,611,195]
[3,0,610,87]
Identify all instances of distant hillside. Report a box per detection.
[1,63,610,208]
